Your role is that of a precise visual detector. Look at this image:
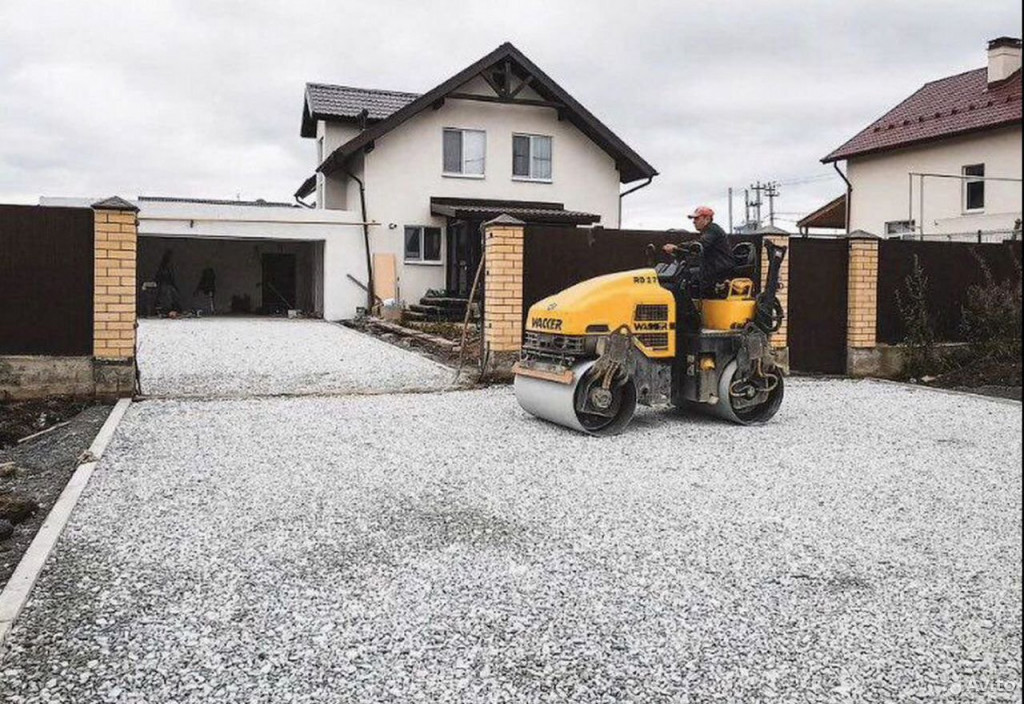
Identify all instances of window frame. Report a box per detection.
[442,127,487,178]
[511,133,554,183]
[404,225,444,265]
[962,164,986,213]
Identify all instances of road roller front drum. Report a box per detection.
[514,360,638,436]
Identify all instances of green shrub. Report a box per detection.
[896,255,939,378]
[961,251,1022,363]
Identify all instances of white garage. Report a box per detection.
[42,195,375,320]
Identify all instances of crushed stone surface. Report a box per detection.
[1,379,1021,703]
[136,318,455,397]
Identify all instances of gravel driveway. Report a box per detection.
[1,379,1020,703]
[137,318,454,397]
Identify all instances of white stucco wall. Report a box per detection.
[317,121,362,210]
[847,125,1022,237]
[317,76,624,303]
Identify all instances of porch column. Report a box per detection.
[91,196,139,361]
[483,215,525,354]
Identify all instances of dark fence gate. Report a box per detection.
[522,226,763,324]
[0,204,94,355]
[788,237,849,374]
[877,239,1022,343]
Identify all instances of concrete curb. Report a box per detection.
[0,397,132,659]
[864,378,1022,407]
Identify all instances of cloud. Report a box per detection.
[1,0,1020,227]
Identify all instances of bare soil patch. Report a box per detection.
[0,403,111,590]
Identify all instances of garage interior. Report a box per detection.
[137,236,324,317]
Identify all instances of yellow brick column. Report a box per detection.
[483,215,525,354]
[847,235,879,351]
[91,197,139,361]
[759,234,790,350]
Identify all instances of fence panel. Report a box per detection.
[877,240,1022,344]
[522,227,763,323]
[0,204,95,355]
[787,238,850,374]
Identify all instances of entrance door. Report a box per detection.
[788,238,849,374]
[261,253,297,314]
[446,220,483,298]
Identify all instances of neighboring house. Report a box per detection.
[295,42,657,305]
[811,37,1022,239]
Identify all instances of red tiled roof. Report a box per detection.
[823,67,1022,162]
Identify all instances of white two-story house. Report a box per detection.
[295,42,657,308]
[810,37,1022,239]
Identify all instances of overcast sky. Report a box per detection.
[1,0,1020,229]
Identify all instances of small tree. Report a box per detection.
[896,255,938,378]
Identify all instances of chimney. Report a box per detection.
[988,36,1022,85]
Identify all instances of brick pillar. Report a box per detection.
[483,215,525,354]
[760,234,790,350]
[91,197,139,361]
[847,236,879,352]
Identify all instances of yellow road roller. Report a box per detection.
[513,240,787,435]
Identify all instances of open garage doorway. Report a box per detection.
[137,236,324,318]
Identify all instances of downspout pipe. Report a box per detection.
[618,177,654,227]
[832,162,853,234]
[342,165,375,312]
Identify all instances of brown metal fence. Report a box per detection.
[522,226,763,324]
[787,238,850,375]
[0,204,95,355]
[877,239,1022,344]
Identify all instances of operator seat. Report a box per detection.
[729,242,757,281]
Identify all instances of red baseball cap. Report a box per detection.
[687,206,715,219]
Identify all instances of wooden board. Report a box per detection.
[373,254,397,301]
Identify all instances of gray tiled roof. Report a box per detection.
[305,83,420,121]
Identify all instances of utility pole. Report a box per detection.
[746,184,763,230]
[746,181,780,230]
[765,181,780,227]
[744,188,751,229]
[728,187,734,234]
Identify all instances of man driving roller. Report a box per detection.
[663,206,733,296]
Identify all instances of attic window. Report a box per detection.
[512,134,553,181]
[442,128,486,177]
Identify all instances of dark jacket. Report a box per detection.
[698,221,734,286]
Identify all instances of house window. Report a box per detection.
[963,164,985,211]
[885,220,916,236]
[512,134,553,181]
[442,128,486,176]
[404,226,442,263]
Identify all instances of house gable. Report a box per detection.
[311,42,657,185]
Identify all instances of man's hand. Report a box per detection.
[662,244,679,255]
